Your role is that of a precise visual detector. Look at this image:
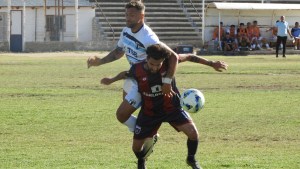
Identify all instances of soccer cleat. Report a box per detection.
[137,159,146,169]
[186,158,202,169]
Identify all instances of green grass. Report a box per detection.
[0,52,299,169]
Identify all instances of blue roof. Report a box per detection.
[0,0,94,7]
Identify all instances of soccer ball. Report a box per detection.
[181,89,205,113]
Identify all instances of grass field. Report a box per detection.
[0,52,299,169]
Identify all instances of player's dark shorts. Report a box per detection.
[133,109,192,140]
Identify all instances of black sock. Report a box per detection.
[134,150,146,160]
[187,139,198,161]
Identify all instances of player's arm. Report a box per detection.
[100,71,128,85]
[159,42,179,97]
[87,47,125,68]
[179,54,228,72]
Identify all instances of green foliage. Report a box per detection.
[0,53,299,168]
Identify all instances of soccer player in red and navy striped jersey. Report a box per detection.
[102,44,204,169]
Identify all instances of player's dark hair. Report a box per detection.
[146,44,171,60]
[125,1,145,13]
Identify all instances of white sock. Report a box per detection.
[123,115,137,133]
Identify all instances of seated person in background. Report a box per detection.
[266,20,282,49]
[239,36,251,51]
[213,22,225,41]
[222,32,238,53]
[251,20,263,50]
[246,22,254,41]
[291,22,300,50]
[227,25,238,42]
[237,23,251,50]
[259,38,271,50]
[212,22,225,50]
[266,20,282,48]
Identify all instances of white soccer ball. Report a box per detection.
[181,89,205,113]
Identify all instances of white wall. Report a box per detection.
[0,6,94,42]
[204,8,300,42]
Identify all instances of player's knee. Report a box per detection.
[116,109,127,123]
[132,140,143,153]
[187,126,199,140]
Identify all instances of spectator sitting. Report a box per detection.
[239,36,251,51]
[291,22,300,50]
[222,32,238,54]
[259,38,271,50]
[212,22,225,50]
[246,22,254,41]
[266,20,282,49]
[213,22,225,41]
[227,25,237,40]
[237,23,251,50]
[251,20,263,50]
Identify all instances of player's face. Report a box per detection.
[280,16,285,21]
[125,8,144,29]
[146,57,164,73]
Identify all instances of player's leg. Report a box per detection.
[168,110,201,169]
[276,36,281,57]
[133,116,161,169]
[119,79,141,132]
[282,36,287,57]
[116,98,137,132]
[132,138,147,169]
[177,122,202,169]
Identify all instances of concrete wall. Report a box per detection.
[24,41,115,52]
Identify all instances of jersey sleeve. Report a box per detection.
[117,28,126,49]
[144,33,160,49]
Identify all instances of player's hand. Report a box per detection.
[100,78,113,85]
[212,61,228,72]
[162,83,175,98]
[87,56,101,68]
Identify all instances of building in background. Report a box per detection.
[0,0,95,52]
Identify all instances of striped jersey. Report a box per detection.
[117,24,160,66]
[128,60,181,116]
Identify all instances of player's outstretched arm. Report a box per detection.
[87,48,125,68]
[159,42,178,97]
[100,71,128,85]
[179,54,228,72]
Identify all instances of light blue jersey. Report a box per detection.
[117,24,160,66]
[275,21,289,37]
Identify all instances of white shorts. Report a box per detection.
[123,78,142,109]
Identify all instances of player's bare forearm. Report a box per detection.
[179,54,228,72]
[100,71,128,85]
[159,42,178,78]
[87,48,124,68]
[101,48,124,65]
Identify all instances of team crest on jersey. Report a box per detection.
[129,99,136,106]
[135,125,141,134]
[142,77,147,81]
[136,42,143,49]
